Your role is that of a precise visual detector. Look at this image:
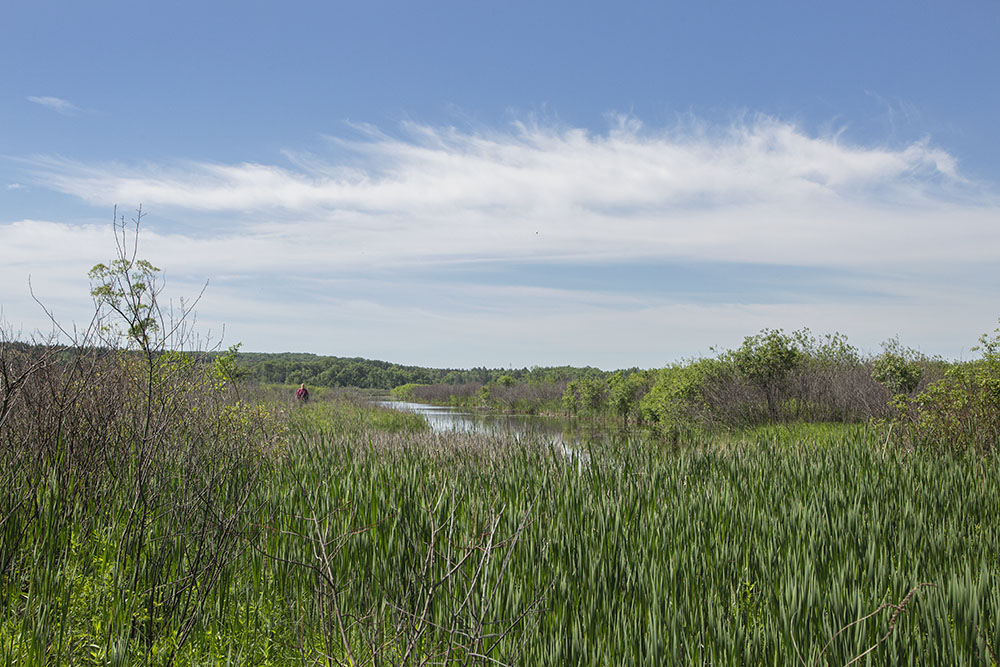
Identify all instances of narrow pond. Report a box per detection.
[379,399,628,447]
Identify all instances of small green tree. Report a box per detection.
[561,377,607,415]
[871,337,923,397]
[208,343,245,392]
[793,329,860,366]
[608,370,650,423]
[89,206,207,357]
[638,360,720,439]
[578,377,608,413]
[88,253,162,353]
[84,206,217,472]
[722,329,802,421]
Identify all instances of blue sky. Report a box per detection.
[2,1,999,368]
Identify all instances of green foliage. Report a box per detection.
[89,257,162,350]
[893,323,1000,453]
[560,380,579,414]
[608,370,651,423]
[241,352,440,389]
[710,328,801,423]
[640,328,807,432]
[578,378,608,412]
[389,382,420,400]
[208,343,245,391]
[238,351,610,392]
[792,329,861,366]
[639,360,720,436]
[561,377,608,415]
[724,328,801,389]
[871,337,924,396]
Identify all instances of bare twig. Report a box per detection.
[800,583,936,667]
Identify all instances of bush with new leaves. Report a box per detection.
[896,322,1000,454]
[871,337,923,397]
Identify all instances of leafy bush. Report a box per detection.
[894,323,1000,453]
[639,360,722,436]
[871,337,924,396]
[608,370,653,423]
[723,329,802,415]
[561,377,608,415]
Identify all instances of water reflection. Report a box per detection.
[381,398,626,442]
[379,399,604,464]
[378,400,564,438]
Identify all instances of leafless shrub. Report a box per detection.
[1,208,284,657]
[485,381,567,413]
[409,382,484,404]
[687,360,919,428]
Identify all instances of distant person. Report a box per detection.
[296,383,309,403]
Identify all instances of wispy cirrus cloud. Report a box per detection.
[20,115,992,271]
[28,115,965,212]
[27,95,84,116]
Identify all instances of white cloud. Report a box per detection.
[178,278,995,368]
[27,116,966,213]
[20,117,995,271]
[27,96,83,116]
[6,115,1000,365]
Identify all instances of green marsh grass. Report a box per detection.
[2,383,999,665]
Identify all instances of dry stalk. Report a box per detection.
[979,627,999,666]
[792,582,935,667]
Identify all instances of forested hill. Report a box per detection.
[235,351,609,390]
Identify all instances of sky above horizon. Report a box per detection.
[3,1,1000,369]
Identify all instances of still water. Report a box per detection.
[379,399,625,448]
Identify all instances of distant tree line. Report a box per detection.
[236,352,441,389]
[234,351,608,391]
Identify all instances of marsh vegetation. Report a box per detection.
[4,361,999,665]
[1,212,998,664]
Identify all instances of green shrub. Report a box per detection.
[896,323,1000,453]
[720,328,803,421]
[389,382,421,400]
[608,370,652,423]
[871,337,923,397]
[639,360,721,436]
[561,377,608,415]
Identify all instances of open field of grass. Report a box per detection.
[2,386,998,665]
